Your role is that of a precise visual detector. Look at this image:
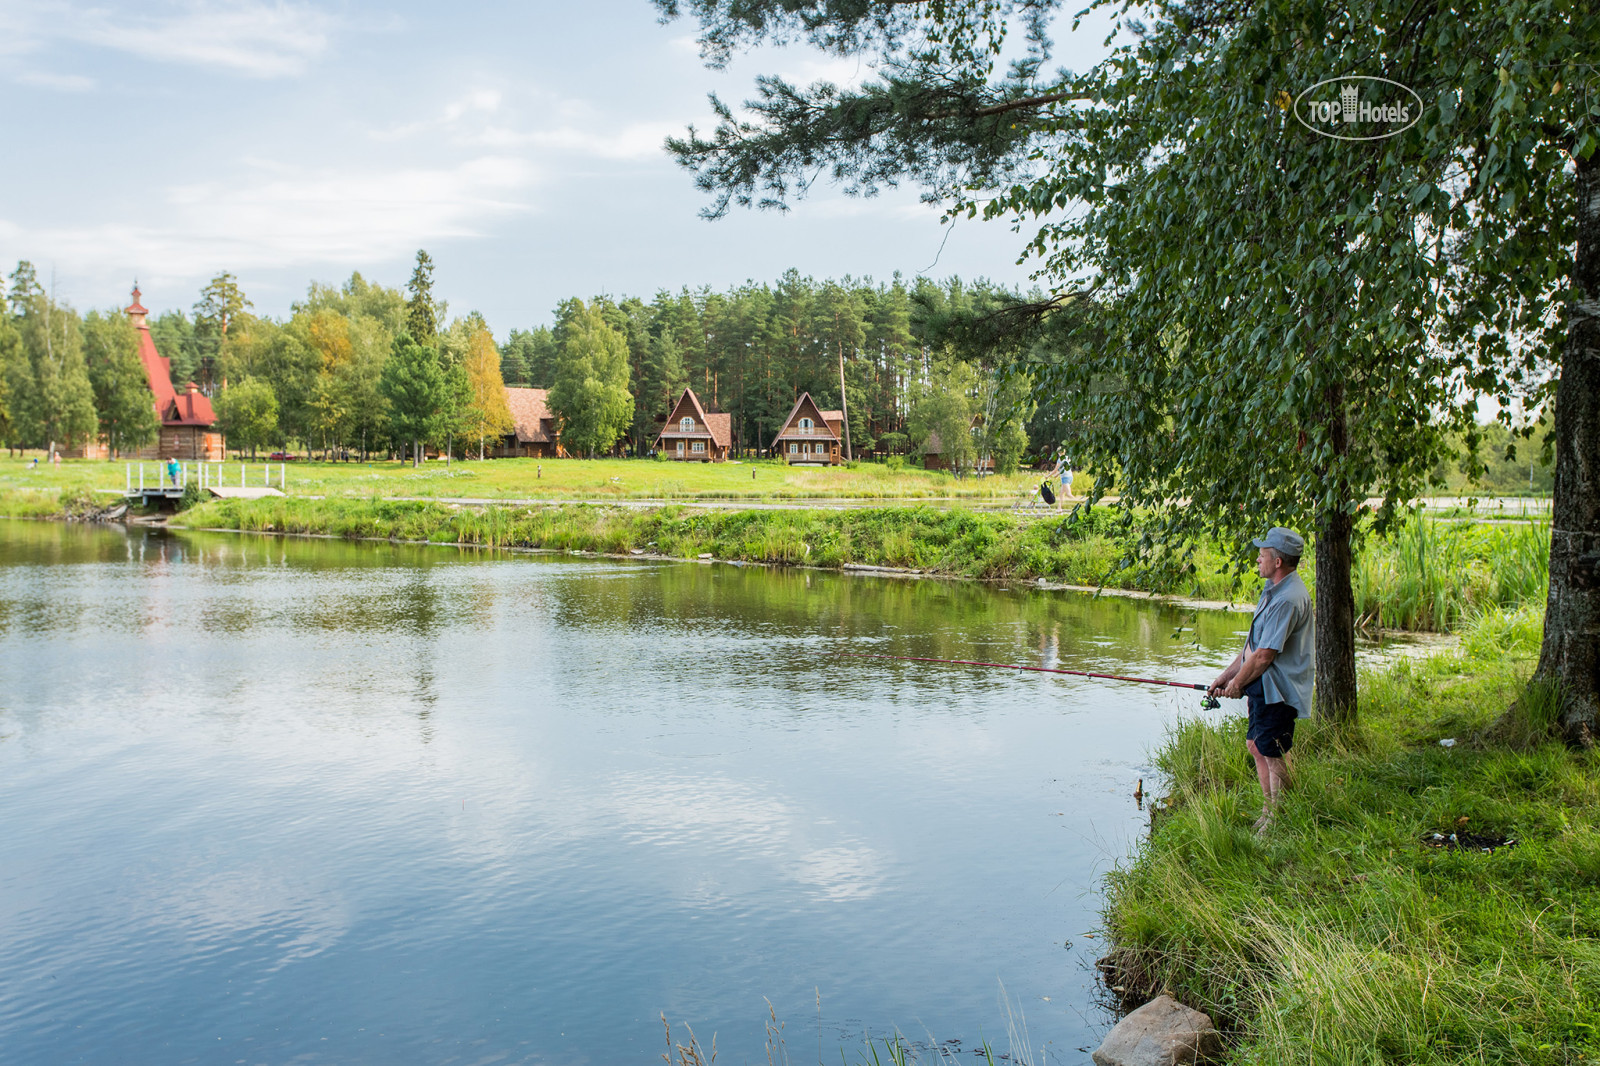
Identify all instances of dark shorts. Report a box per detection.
[1245,678,1296,759]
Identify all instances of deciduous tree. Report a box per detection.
[463,326,514,458]
[549,300,634,458]
[82,309,158,456]
[8,274,96,455]
[213,377,278,459]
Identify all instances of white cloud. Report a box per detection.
[376,86,678,162]
[520,121,679,161]
[3,0,335,78]
[2,154,535,292]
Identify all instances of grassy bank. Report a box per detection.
[1,487,1552,625]
[170,493,1214,590]
[1103,606,1599,1064]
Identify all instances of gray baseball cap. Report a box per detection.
[1252,527,1305,558]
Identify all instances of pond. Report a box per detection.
[0,519,1246,1065]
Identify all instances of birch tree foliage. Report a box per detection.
[1006,0,1599,730]
[9,283,97,451]
[82,309,158,455]
[213,377,279,460]
[549,300,634,458]
[464,326,515,455]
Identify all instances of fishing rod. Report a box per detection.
[842,652,1221,708]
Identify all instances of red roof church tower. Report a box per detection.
[125,285,225,461]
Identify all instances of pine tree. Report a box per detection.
[379,333,445,466]
[406,250,439,345]
[193,272,253,391]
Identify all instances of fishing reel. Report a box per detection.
[1200,694,1221,710]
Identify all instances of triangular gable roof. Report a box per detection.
[655,388,732,448]
[166,384,216,426]
[771,392,839,447]
[504,387,554,442]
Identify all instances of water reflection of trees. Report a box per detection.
[3,522,1247,684]
[544,560,1246,676]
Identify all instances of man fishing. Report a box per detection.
[1207,527,1314,833]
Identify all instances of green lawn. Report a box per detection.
[0,453,1072,502]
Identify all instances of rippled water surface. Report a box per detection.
[0,520,1244,1065]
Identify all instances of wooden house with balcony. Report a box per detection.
[493,387,567,458]
[770,392,843,465]
[654,388,732,461]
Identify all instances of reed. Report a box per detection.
[1352,515,1550,631]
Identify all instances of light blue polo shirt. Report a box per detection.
[1246,570,1315,717]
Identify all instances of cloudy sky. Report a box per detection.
[0,1,1116,334]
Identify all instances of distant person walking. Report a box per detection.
[167,458,180,487]
[1207,527,1314,832]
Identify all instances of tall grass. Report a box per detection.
[171,496,1231,592]
[1103,606,1600,1064]
[1352,515,1550,631]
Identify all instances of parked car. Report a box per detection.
[266,451,299,461]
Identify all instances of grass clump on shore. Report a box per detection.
[172,494,1207,591]
[1103,605,1599,1064]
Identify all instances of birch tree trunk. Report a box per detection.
[1535,149,1600,745]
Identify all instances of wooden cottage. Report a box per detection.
[493,387,567,458]
[770,392,843,465]
[654,388,732,461]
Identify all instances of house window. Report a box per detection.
[680,417,694,433]
[789,442,799,454]
[692,441,706,453]
[799,417,813,433]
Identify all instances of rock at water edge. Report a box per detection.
[1091,994,1221,1066]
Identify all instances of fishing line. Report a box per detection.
[842,652,1221,708]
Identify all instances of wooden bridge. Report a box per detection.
[124,462,287,508]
